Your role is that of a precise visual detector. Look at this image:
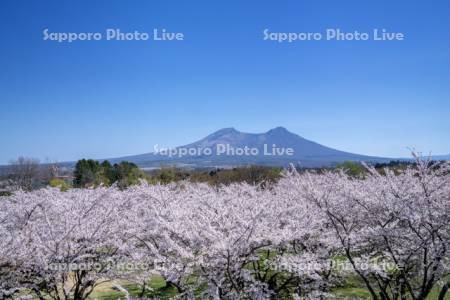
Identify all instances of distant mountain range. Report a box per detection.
[1,127,449,172]
[108,127,394,168]
[430,154,450,160]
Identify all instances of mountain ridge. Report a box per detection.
[108,127,393,168]
[1,127,448,170]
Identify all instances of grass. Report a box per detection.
[332,275,450,300]
[20,273,447,299]
[332,275,372,299]
[87,276,178,300]
[88,276,449,300]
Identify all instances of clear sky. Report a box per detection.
[1,0,449,164]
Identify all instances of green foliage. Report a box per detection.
[335,161,366,177]
[73,159,105,187]
[110,161,148,189]
[49,178,71,191]
[100,160,114,185]
[374,160,413,176]
[73,159,147,189]
[146,166,282,186]
[190,166,282,186]
[147,167,189,185]
[0,191,13,197]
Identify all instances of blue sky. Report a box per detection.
[0,0,449,164]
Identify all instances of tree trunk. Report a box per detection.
[438,282,449,300]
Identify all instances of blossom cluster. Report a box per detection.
[1,156,449,300]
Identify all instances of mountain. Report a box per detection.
[109,127,392,168]
[431,154,450,161]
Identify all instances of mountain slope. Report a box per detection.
[431,154,450,161]
[110,127,391,168]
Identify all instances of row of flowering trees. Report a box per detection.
[1,157,449,300]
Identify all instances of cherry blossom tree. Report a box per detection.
[0,187,136,300]
[288,156,450,300]
[125,181,334,299]
[1,155,448,300]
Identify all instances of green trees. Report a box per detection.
[335,161,366,177]
[108,161,144,189]
[190,165,282,186]
[49,178,71,191]
[73,159,146,188]
[73,159,105,187]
